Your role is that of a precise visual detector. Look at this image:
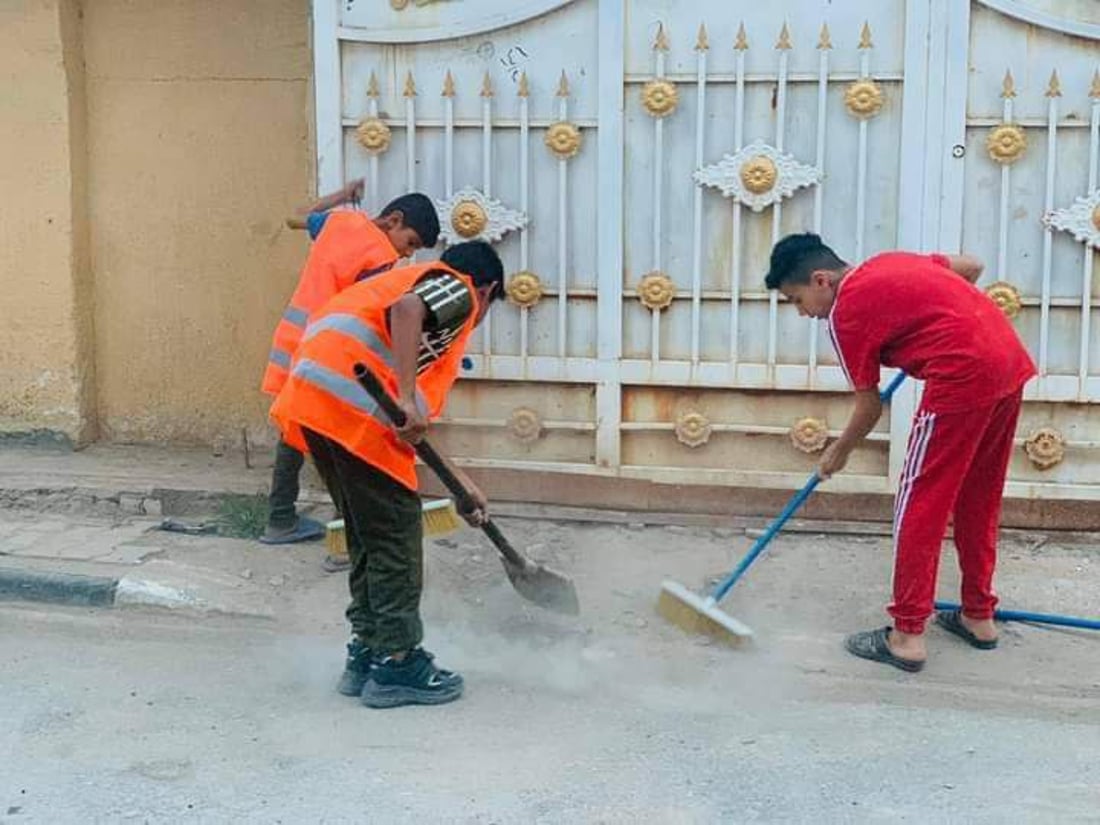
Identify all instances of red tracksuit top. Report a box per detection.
[827,252,1036,413]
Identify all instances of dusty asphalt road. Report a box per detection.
[2,516,1098,823]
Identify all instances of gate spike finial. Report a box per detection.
[817,23,832,50]
[480,71,494,98]
[1090,69,1100,99]
[367,71,380,99]
[695,23,709,52]
[1045,69,1062,98]
[654,22,670,52]
[1001,69,1016,99]
[518,71,530,98]
[442,70,455,98]
[734,22,749,51]
[776,22,792,51]
[556,70,570,98]
[403,71,417,98]
[859,21,873,49]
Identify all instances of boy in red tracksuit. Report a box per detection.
[765,233,1036,673]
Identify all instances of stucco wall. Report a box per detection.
[83,0,313,446]
[0,0,95,444]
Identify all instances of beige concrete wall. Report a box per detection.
[83,0,314,446]
[0,0,95,444]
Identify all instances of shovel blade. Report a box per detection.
[498,556,580,615]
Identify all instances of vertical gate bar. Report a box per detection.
[1039,71,1061,381]
[312,0,343,196]
[995,71,1014,284]
[810,24,831,381]
[730,25,748,364]
[1080,84,1100,397]
[767,25,791,371]
[368,72,381,213]
[443,71,454,199]
[690,26,709,364]
[557,73,570,359]
[481,72,494,356]
[651,33,667,362]
[595,0,625,469]
[855,36,871,261]
[518,73,530,364]
[403,72,417,192]
[891,0,934,488]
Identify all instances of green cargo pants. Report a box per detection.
[303,429,423,653]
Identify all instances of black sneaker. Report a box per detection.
[336,638,372,697]
[360,648,464,709]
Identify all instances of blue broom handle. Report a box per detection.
[934,601,1100,631]
[710,372,907,604]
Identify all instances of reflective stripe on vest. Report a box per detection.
[291,357,428,416]
[269,347,292,370]
[283,306,309,328]
[293,359,390,425]
[302,314,395,369]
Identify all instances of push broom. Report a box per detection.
[658,372,908,645]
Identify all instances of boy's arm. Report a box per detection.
[389,293,429,443]
[937,253,984,284]
[286,178,365,225]
[818,389,883,479]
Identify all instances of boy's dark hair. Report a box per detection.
[764,233,847,290]
[440,241,505,300]
[380,193,440,247]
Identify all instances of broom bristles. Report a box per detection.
[324,501,461,562]
[656,580,754,646]
[422,498,462,537]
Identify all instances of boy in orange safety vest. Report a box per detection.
[270,241,503,709]
[260,181,440,547]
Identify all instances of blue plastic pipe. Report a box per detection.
[934,601,1100,631]
[710,371,908,605]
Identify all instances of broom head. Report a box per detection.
[657,580,754,647]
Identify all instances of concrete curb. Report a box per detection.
[0,565,201,612]
[0,566,118,607]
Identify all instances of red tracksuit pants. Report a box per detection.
[889,390,1023,634]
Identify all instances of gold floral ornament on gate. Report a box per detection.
[637,271,676,311]
[844,80,884,120]
[642,79,679,118]
[740,156,779,195]
[984,281,1022,319]
[506,271,543,308]
[790,417,829,454]
[545,121,582,160]
[356,117,391,155]
[675,411,712,448]
[509,407,542,444]
[435,187,528,245]
[451,200,488,239]
[695,139,822,213]
[1024,427,1065,471]
[986,124,1027,166]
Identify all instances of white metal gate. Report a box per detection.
[312,0,1100,501]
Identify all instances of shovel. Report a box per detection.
[354,363,580,615]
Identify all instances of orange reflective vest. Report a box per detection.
[269,262,479,491]
[261,211,399,396]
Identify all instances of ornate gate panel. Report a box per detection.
[311,0,1099,502]
[958,0,1100,496]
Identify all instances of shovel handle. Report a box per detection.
[353,363,528,570]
